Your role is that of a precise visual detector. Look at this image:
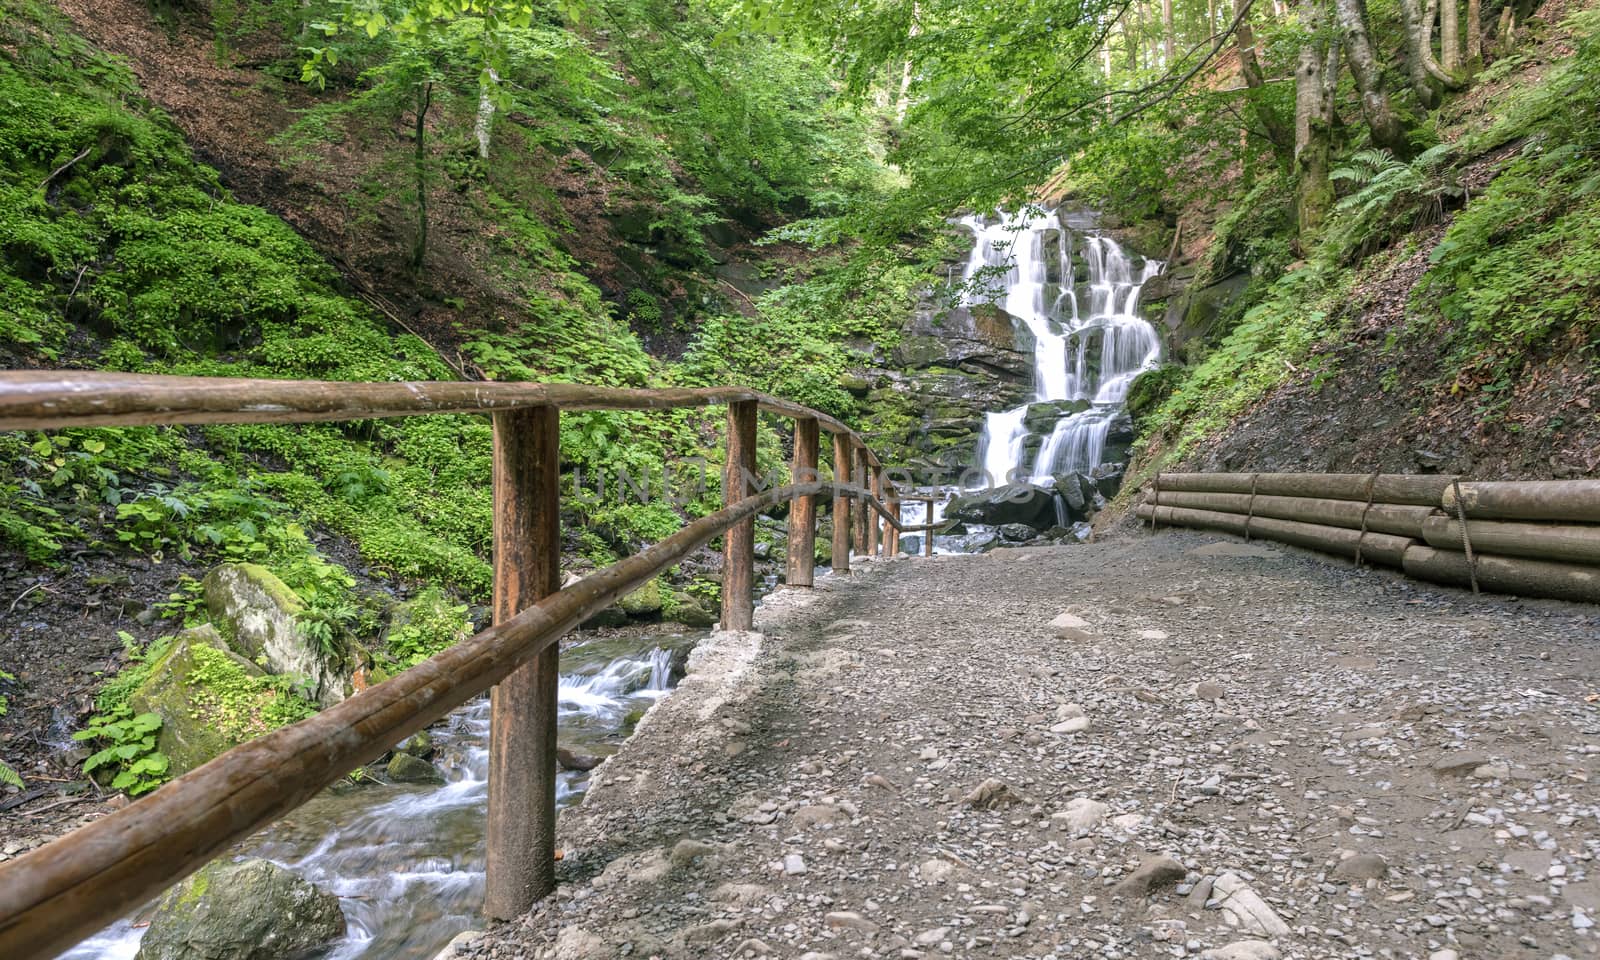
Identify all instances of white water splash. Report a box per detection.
[963,209,1162,486]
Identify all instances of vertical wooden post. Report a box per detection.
[867,467,882,557]
[485,405,561,920]
[888,497,900,556]
[852,446,870,558]
[721,400,758,631]
[924,498,935,557]
[786,417,819,588]
[831,433,851,574]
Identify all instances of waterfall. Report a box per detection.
[964,209,1162,487]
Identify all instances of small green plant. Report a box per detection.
[385,585,472,667]
[72,704,170,797]
[0,668,21,788]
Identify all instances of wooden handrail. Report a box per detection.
[0,479,887,960]
[0,369,920,959]
[0,372,885,467]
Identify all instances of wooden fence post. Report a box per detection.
[852,446,870,557]
[786,417,819,587]
[831,434,851,574]
[485,405,561,920]
[924,498,935,557]
[867,467,882,557]
[888,497,900,556]
[721,400,758,630]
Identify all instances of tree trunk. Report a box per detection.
[1237,21,1294,162]
[1162,0,1175,63]
[1397,0,1441,106]
[1440,0,1461,72]
[412,81,432,271]
[1334,0,1412,157]
[1295,0,1338,243]
[1466,0,1482,66]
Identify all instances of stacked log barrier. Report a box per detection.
[1139,473,1600,604]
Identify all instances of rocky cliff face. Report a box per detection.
[864,291,1032,481]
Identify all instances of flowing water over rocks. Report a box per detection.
[962,209,1162,487]
[59,632,696,960]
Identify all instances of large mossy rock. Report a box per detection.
[203,563,349,708]
[618,580,664,619]
[134,858,345,960]
[666,591,716,628]
[945,483,1057,529]
[128,625,262,775]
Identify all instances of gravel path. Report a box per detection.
[469,527,1600,960]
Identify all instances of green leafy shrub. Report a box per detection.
[72,704,170,796]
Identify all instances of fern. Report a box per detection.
[1327,144,1462,263]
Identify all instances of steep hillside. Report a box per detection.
[1114,0,1600,495]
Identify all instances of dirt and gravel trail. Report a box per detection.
[468,526,1600,960]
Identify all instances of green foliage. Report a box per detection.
[385,585,473,667]
[1143,261,1350,460]
[1326,145,1460,263]
[1416,14,1600,382]
[72,704,170,796]
[184,644,319,742]
[95,633,175,714]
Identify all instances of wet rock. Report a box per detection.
[203,563,350,707]
[1115,854,1187,897]
[556,747,604,771]
[1211,871,1291,938]
[386,751,445,784]
[998,522,1038,542]
[945,483,1056,529]
[135,858,344,960]
[397,730,434,759]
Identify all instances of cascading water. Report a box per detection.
[62,639,688,960]
[965,208,1163,486]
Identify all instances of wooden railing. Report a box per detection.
[0,371,937,960]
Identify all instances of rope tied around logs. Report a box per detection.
[1353,470,1380,568]
[1243,473,1260,542]
[1450,477,1481,594]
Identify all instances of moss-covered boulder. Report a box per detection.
[386,751,445,784]
[203,563,350,708]
[128,624,318,777]
[135,858,345,960]
[618,580,664,619]
[665,591,716,628]
[128,626,260,775]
